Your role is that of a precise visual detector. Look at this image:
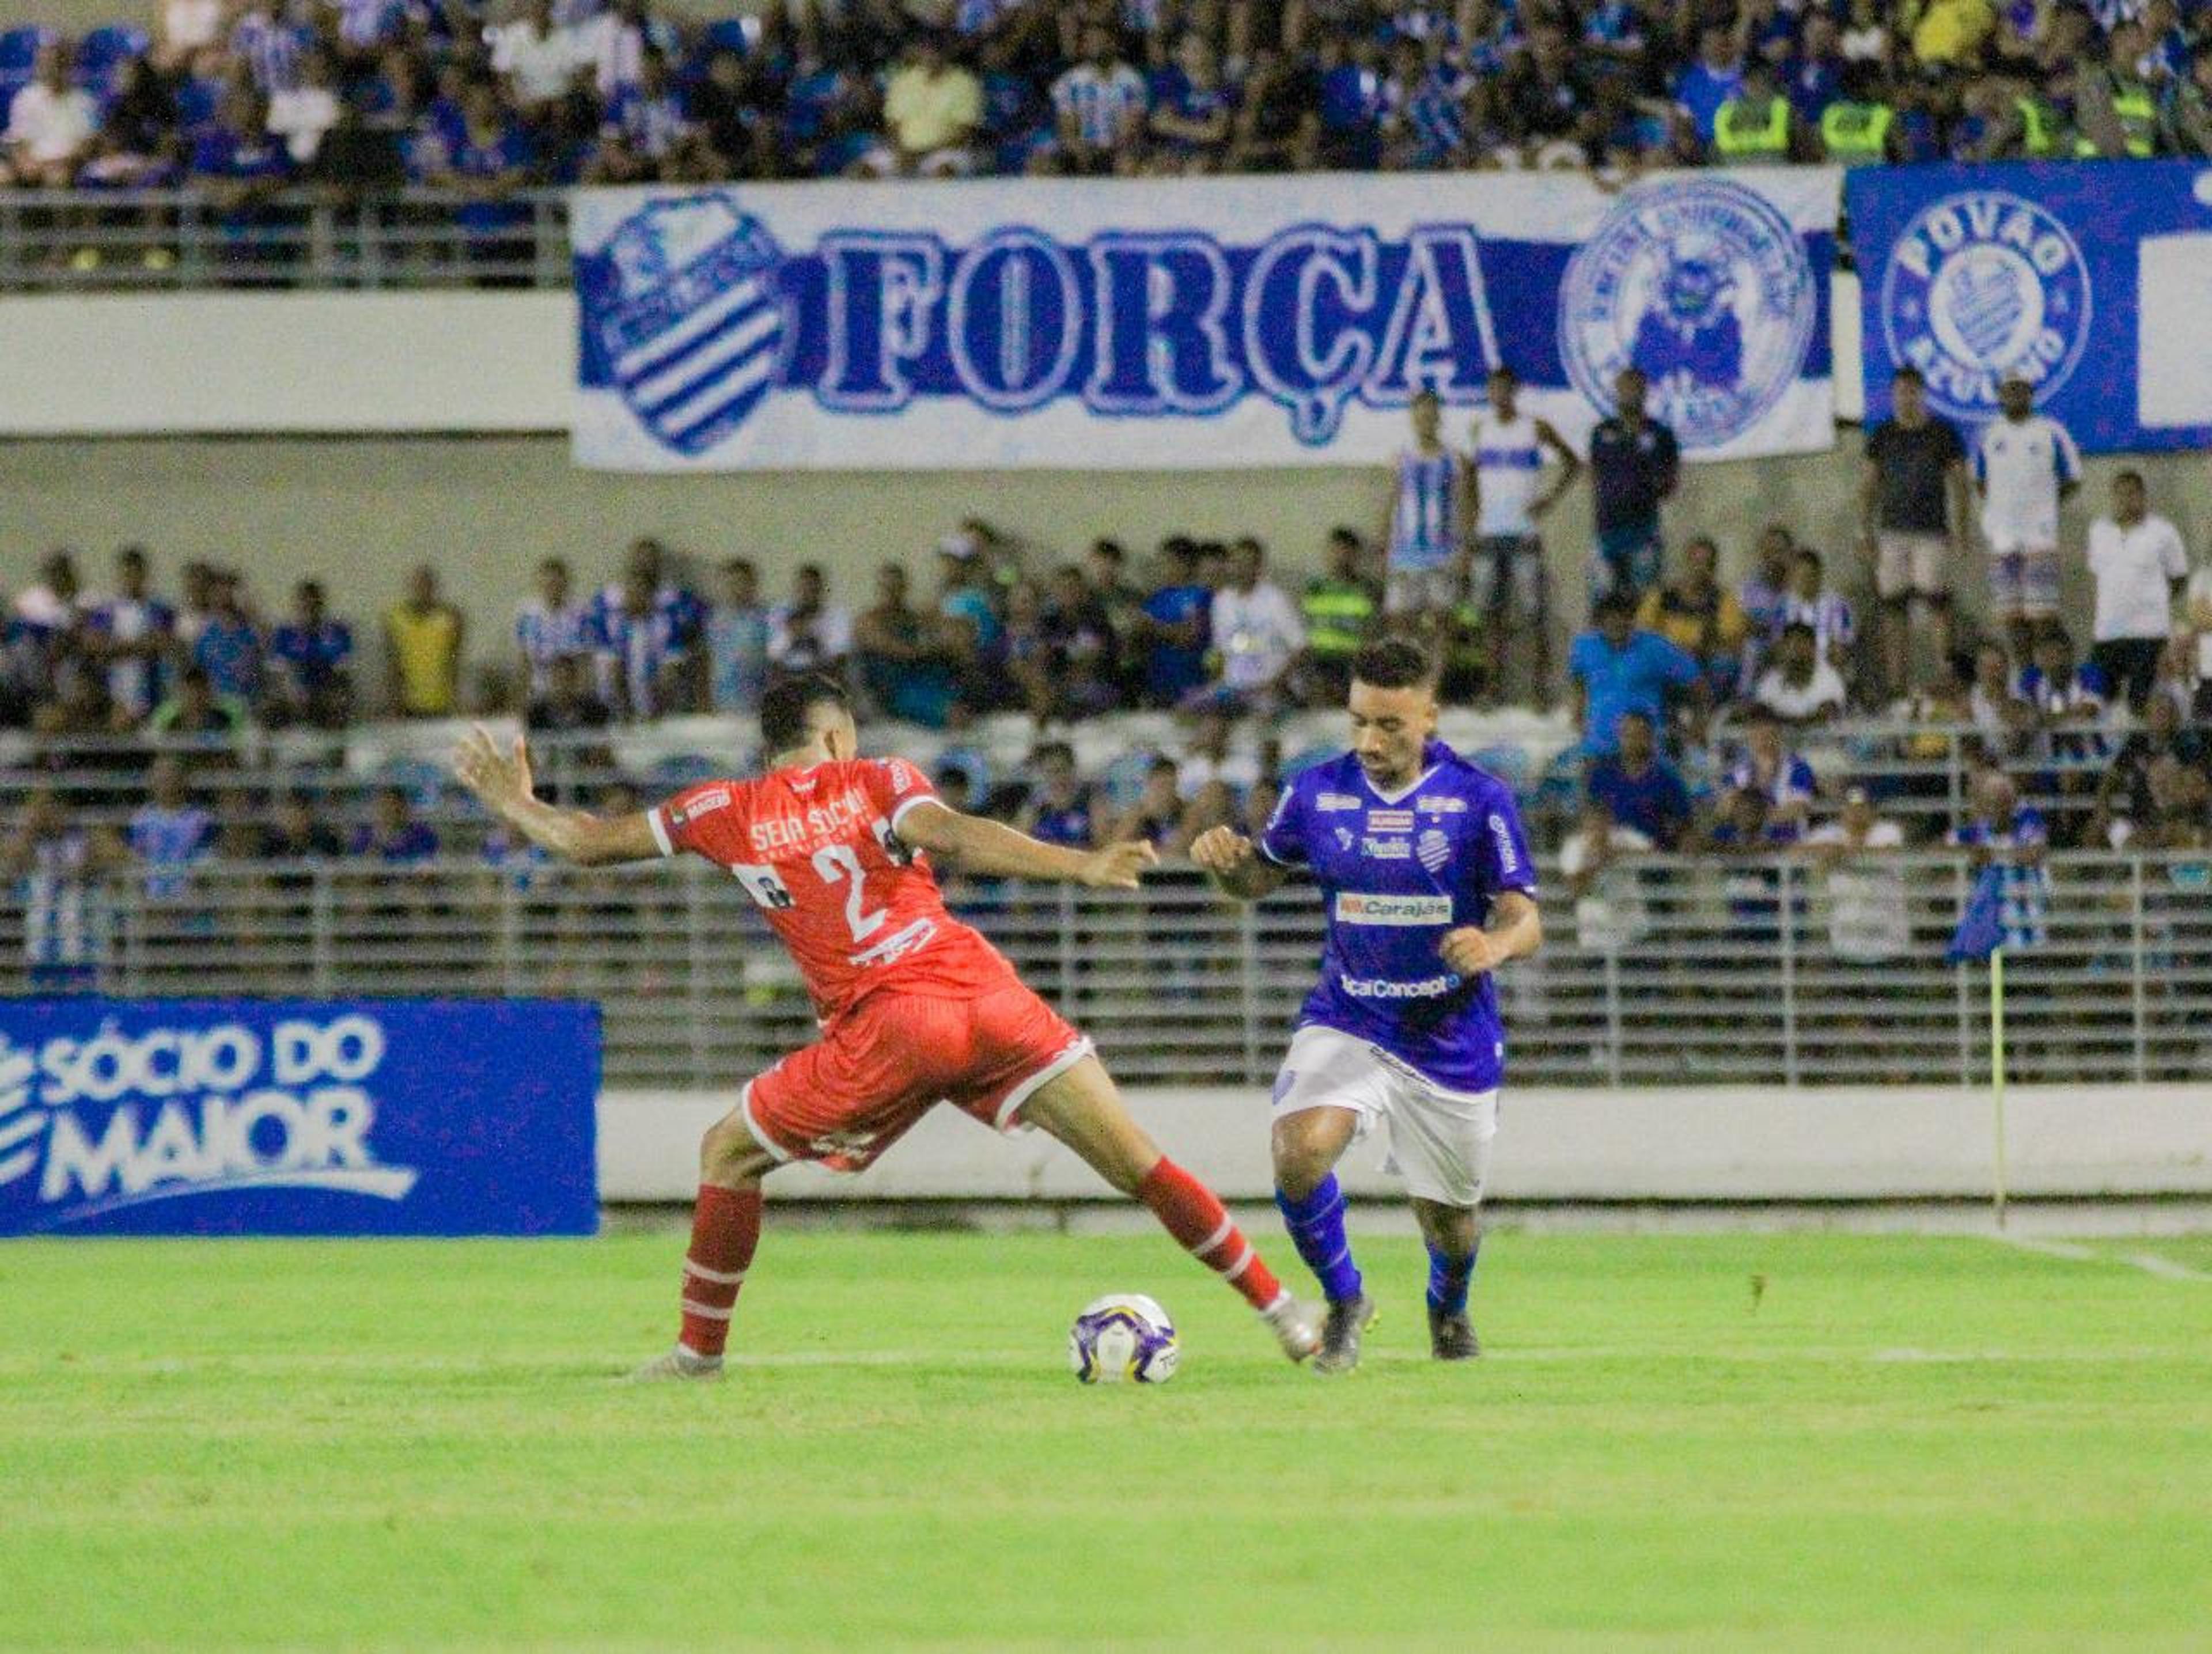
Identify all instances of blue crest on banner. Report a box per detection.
[577,194,793,456]
[1558,179,1817,448]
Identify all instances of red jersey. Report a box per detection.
[647,756,1021,1019]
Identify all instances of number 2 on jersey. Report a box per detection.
[811,842,888,941]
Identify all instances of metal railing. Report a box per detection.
[0,187,571,289]
[11,850,2208,1089]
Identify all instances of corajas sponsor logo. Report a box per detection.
[581,191,1506,453]
[1335,892,1454,926]
[1877,191,2090,421]
[1338,972,1461,1000]
[0,1015,419,1227]
[1559,179,1817,451]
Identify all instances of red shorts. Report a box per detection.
[741,983,1092,1172]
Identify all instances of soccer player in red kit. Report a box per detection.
[452,673,1320,1379]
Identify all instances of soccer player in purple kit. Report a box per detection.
[1191,637,1543,1373]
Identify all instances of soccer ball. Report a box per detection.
[1068,1293,1180,1384]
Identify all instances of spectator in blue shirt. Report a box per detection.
[1585,368,1680,600]
[351,785,440,864]
[1722,707,1821,831]
[1137,536,1214,707]
[1672,25,1745,145]
[1569,591,1706,755]
[1316,31,1387,168]
[190,87,290,243]
[192,570,263,706]
[1585,709,1694,847]
[268,578,355,729]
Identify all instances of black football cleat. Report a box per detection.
[1311,1294,1377,1376]
[1427,1304,1480,1361]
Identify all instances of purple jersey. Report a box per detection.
[1258,740,1536,1092]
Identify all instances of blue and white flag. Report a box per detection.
[573,169,1841,472]
[1946,865,2008,965]
[1850,161,2212,454]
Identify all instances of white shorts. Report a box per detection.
[1385,566,1463,615]
[1271,1024,1499,1207]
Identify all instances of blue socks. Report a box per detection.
[1426,1238,1479,1316]
[1275,1175,1363,1304]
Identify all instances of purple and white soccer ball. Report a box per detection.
[1069,1293,1180,1384]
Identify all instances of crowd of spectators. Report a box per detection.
[10,0,2212,229]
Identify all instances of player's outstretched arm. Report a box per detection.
[1189,825,1289,902]
[895,799,1157,888]
[449,726,661,866]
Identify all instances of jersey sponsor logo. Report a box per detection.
[1877,191,2090,421]
[1315,792,1362,812]
[750,785,872,854]
[669,786,732,828]
[1487,812,1522,876]
[885,759,918,796]
[1416,830,1452,873]
[849,917,937,968]
[1415,795,1468,815]
[1362,837,1411,860]
[1559,179,1817,451]
[1334,827,1355,851]
[1335,892,1453,926]
[1338,971,1461,1000]
[0,1016,418,1226]
[1367,809,1415,832]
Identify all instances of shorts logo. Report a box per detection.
[579,195,794,457]
[1559,180,1816,451]
[1877,191,2090,422]
[1416,830,1451,873]
[1271,1070,1297,1105]
[1335,892,1453,925]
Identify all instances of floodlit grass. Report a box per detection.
[3,1230,2210,1651]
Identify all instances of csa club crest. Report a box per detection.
[579,194,793,456]
[1558,179,1816,450]
[1877,191,2090,421]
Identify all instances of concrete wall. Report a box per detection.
[6,431,2198,710]
[597,1084,2212,1203]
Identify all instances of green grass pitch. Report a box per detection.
[4,1228,2210,1652]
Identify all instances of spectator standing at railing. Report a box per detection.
[128,755,215,905]
[157,0,223,71]
[147,663,249,748]
[1965,637,2036,760]
[2183,554,2212,719]
[384,563,463,718]
[1471,366,1577,706]
[1861,366,1969,703]
[4,789,126,994]
[1639,536,1748,707]
[1672,24,1746,150]
[516,556,592,703]
[1016,741,1099,849]
[488,0,585,110]
[351,784,440,864]
[1199,537,1304,715]
[1041,562,1123,718]
[1586,367,1679,603]
[1049,22,1148,174]
[1585,708,1693,849]
[84,546,173,728]
[1134,536,1213,707]
[1950,770,2051,949]
[1972,374,2082,666]
[2090,690,2204,847]
[1381,388,1469,630]
[1777,547,1857,694]
[267,47,342,166]
[860,31,982,176]
[1297,526,1380,708]
[255,790,343,865]
[1559,799,1653,956]
[1806,787,1911,965]
[1147,31,1234,173]
[1734,523,1796,692]
[189,86,291,242]
[267,577,355,729]
[191,569,263,708]
[2,41,100,188]
[593,559,692,721]
[1724,707,1821,831]
[2085,470,2188,712]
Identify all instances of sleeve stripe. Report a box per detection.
[1256,839,1296,868]
[646,807,675,858]
[888,793,938,832]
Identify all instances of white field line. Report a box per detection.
[1987,1233,2212,1282]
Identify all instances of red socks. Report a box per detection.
[677,1184,762,1360]
[1137,1157,1286,1312]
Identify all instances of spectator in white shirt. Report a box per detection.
[1559,800,1654,955]
[1806,788,1910,964]
[157,0,224,69]
[1198,536,1305,713]
[1777,547,1855,687]
[1972,374,2081,663]
[767,562,853,678]
[267,47,342,164]
[2183,556,2212,721]
[3,42,99,187]
[1752,622,1847,726]
[2084,469,2187,711]
[488,0,588,108]
[1050,23,1147,174]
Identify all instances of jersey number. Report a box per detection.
[810,843,888,941]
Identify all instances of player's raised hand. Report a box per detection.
[1188,825,1256,876]
[1440,926,1505,978]
[1078,838,1159,890]
[450,725,535,813]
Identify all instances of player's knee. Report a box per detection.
[1270,1116,1332,1199]
[699,1113,763,1182]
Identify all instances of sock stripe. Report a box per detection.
[684,1261,748,1285]
[680,1298,734,1322]
[1221,1243,1255,1282]
[1190,1216,1234,1257]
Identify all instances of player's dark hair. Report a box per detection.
[1892,365,1925,388]
[1350,635,1435,691]
[2116,468,2145,488]
[759,673,850,754]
